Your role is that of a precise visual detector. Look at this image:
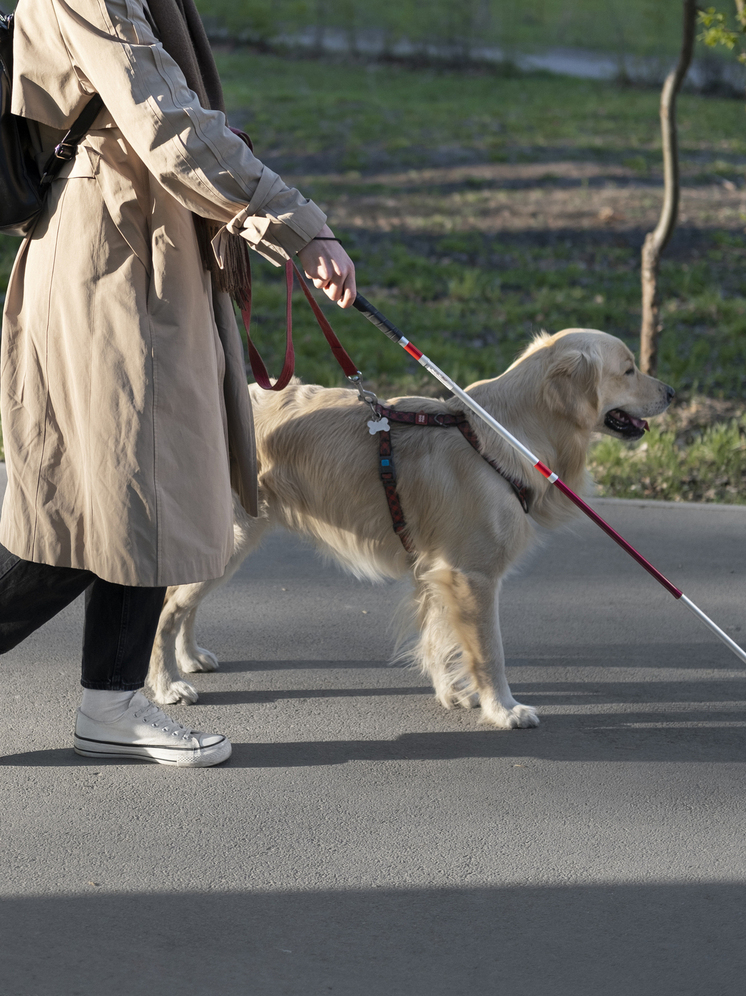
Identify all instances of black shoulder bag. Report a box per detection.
[1,7,102,237]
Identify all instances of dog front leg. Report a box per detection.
[449,572,539,730]
[476,590,539,729]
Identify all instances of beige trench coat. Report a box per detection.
[1,0,326,586]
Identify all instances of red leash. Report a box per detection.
[240,260,359,389]
[239,274,531,553]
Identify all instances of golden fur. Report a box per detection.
[147,328,673,729]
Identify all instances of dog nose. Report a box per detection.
[665,384,675,403]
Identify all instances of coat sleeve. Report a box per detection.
[50,0,326,263]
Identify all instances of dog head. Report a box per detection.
[517,329,674,439]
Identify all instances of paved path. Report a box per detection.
[1,463,745,995]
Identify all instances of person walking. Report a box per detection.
[0,0,356,766]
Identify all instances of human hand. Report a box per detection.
[297,225,357,308]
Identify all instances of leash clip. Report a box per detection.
[348,371,380,418]
[347,371,392,434]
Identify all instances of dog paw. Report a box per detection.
[152,679,200,705]
[508,703,540,728]
[178,646,219,674]
[480,699,540,730]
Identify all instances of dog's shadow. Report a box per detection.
[195,686,430,705]
[216,658,401,672]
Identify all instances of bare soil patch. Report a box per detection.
[290,160,744,236]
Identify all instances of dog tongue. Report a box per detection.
[629,415,650,432]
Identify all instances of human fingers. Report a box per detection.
[297,226,356,306]
[320,258,356,308]
[300,243,356,305]
[336,268,357,309]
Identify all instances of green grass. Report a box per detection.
[214,54,746,167]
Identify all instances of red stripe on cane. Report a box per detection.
[403,342,423,360]
[533,458,682,598]
[551,478,684,599]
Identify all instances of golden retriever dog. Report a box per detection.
[146,328,673,729]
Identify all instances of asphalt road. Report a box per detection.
[1,464,745,995]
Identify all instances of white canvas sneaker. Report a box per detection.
[73,690,232,767]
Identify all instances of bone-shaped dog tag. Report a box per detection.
[368,417,390,434]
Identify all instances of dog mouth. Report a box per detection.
[604,408,649,439]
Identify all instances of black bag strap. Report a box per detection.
[1,6,103,185]
[39,93,104,185]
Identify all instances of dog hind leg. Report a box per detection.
[146,495,270,705]
[175,604,219,674]
[411,570,480,711]
[146,585,208,706]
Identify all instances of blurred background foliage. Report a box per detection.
[2,1,746,501]
[196,0,688,59]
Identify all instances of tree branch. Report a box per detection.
[640,0,697,376]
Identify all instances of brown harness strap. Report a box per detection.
[373,403,467,428]
[377,427,416,554]
[374,404,530,553]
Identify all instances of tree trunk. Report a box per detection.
[639,0,696,376]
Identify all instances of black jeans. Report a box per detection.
[0,544,166,690]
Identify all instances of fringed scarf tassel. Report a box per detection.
[194,218,252,306]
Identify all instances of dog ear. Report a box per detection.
[543,345,602,425]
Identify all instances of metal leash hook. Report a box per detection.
[347,371,390,435]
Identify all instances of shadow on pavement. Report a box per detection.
[216,641,746,674]
[3,719,745,767]
[218,659,398,671]
[2,881,744,995]
[195,685,431,705]
[225,724,746,766]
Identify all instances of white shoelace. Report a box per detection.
[133,701,194,741]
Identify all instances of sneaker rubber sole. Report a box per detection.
[73,733,232,767]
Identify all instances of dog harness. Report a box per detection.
[372,403,530,554]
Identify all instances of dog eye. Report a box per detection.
[625,368,635,376]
